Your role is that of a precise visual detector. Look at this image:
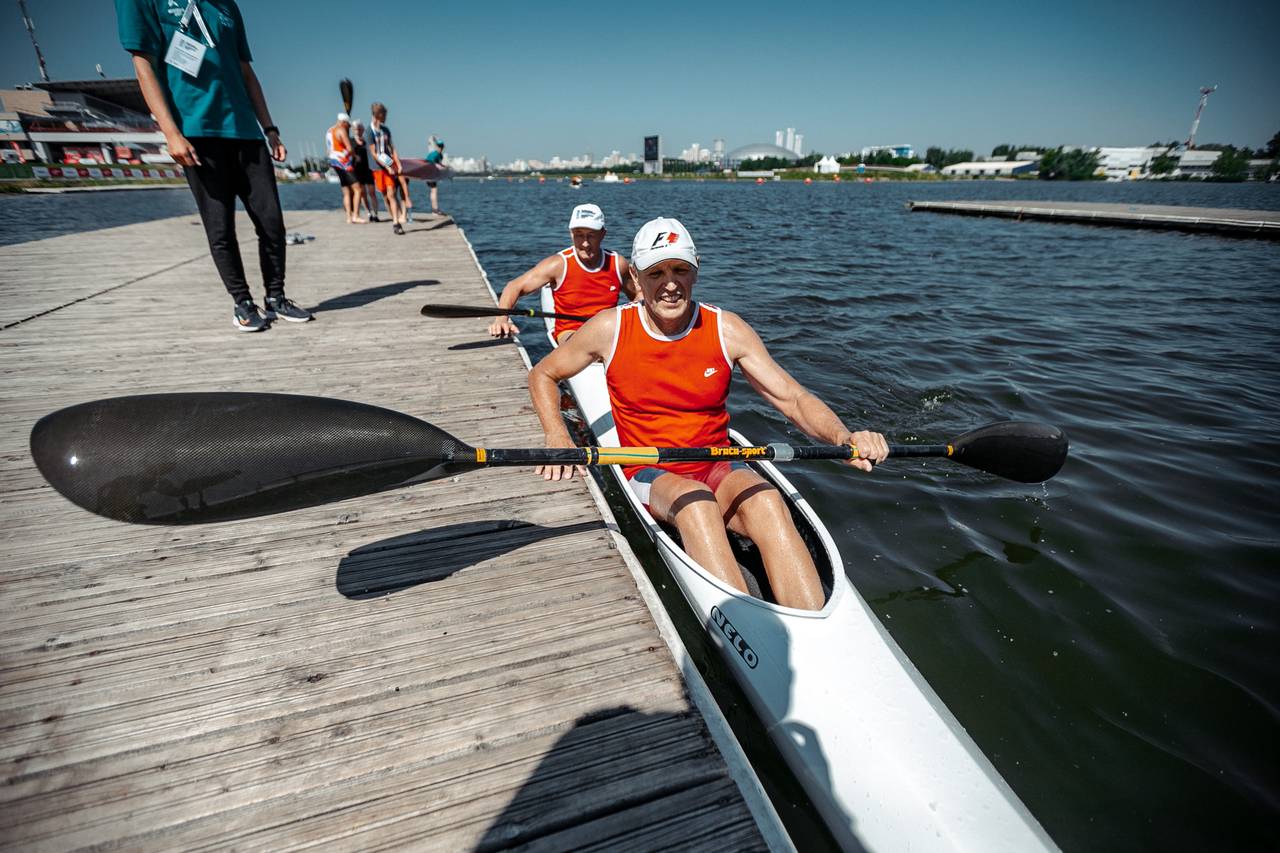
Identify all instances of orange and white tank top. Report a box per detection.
[326,126,352,171]
[605,302,733,479]
[551,247,624,338]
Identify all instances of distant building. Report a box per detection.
[1176,149,1221,177]
[861,144,915,160]
[727,142,799,167]
[1095,146,1168,180]
[0,79,165,164]
[941,160,1037,177]
[905,163,937,173]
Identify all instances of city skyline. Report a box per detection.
[2,1,1276,165]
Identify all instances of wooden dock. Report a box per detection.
[907,199,1280,239]
[0,211,785,850]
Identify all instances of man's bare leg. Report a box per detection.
[341,183,354,221]
[382,187,401,224]
[648,474,749,594]
[717,468,824,611]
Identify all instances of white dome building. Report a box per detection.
[727,143,799,167]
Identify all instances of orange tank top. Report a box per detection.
[326,126,352,170]
[552,248,624,338]
[605,302,733,479]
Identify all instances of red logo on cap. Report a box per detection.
[667,232,679,244]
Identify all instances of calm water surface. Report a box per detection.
[4,178,1278,850]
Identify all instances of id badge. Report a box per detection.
[165,30,207,77]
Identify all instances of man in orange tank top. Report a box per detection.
[489,204,637,341]
[528,217,889,611]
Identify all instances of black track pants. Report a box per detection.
[185,138,286,304]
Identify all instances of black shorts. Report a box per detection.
[353,164,374,184]
[426,180,438,188]
[332,166,356,187]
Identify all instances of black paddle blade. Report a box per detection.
[949,421,1068,483]
[339,78,353,114]
[30,393,481,525]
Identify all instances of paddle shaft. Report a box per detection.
[476,443,951,467]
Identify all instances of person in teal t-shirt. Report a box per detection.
[116,0,313,332]
[425,136,446,216]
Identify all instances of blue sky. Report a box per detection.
[3,0,1277,163]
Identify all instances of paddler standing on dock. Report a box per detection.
[115,0,313,331]
[326,112,365,224]
[489,204,637,342]
[527,217,888,611]
[368,102,406,235]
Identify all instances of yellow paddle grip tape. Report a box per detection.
[594,448,660,466]
[947,444,954,457]
[475,448,487,463]
[848,442,860,460]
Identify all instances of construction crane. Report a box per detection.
[1185,85,1217,149]
[16,0,50,82]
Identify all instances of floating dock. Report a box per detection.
[907,199,1280,239]
[0,212,785,850]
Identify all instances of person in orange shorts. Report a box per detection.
[368,102,405,234]
[528,217,888,611]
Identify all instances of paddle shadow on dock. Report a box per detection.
[336,519,604,599]
[473,705,767,851]
[308,279,439,313]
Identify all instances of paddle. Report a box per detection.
[30,393,1068,525]
[421,303,589,322]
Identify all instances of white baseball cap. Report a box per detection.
[569,203,605,231]
[337,112,351,123]
[630,217,699,270]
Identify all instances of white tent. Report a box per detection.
[814,155,841,174]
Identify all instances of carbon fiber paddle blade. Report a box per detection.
[950,421,1068,483]
[952,420,1070,481]
[30,393,480,524]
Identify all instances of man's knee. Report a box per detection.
[657,478,718,520]
[730,482,789,527]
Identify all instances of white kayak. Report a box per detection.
[540,289,1059,853]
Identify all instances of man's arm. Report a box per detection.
[129,53,200,166]
[617,257,639,301]
[239,61,284,162]
[527,311,617,480]
[722,311,887,471]
[489,255,564,337]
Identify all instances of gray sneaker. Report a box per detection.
[232,300,269,332]
[264,295,314,323]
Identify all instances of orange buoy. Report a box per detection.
[833,175,841,182]
[804,177,812,185]
[539,176,546,183]
[755,177,765,184]
[864,177,872,184]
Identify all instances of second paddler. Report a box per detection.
[489,204,637,341]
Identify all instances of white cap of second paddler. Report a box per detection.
[569,203,604,231]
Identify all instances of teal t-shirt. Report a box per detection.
[115,0,261,140]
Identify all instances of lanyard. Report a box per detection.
[179,0,216,48]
